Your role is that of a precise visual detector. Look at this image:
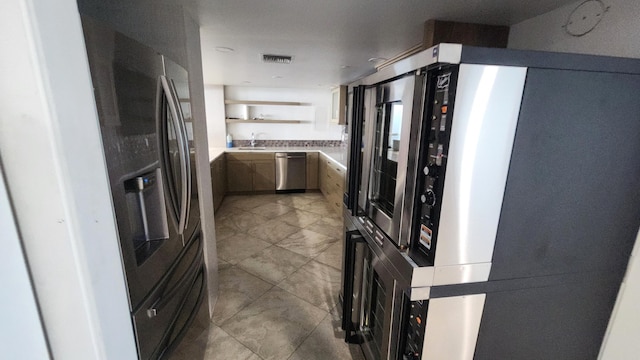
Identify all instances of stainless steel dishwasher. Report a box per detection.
[275,152,306,192]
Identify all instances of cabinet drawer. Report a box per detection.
[326,167,344,188]
[327,193,343,215]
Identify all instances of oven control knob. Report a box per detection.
[420,190,436,206]
[423,165,438,177]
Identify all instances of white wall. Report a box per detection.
[509,1,640,358]
[0,0,136,358]
[509,0,640,58]
[205,85,228,148]
[0,166,50,359]
[184,11,219,316]
[222,86,344,141]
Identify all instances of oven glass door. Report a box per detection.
[359,246,398,360]
[358,87,376,214]
[365,75,418,246]
[370,102,402,217]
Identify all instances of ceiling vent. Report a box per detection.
[261,54,293,64]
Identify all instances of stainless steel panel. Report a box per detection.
[435,64,527,267]
[422,294,486,360]
[409,287,431,301]
[410,266,434,288]
[132,233,203,359]
[82,17,185,308]
[355,44,463,87]
[276,152,306,190]
[432,263,492,286]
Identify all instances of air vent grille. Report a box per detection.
[262,54,293,64]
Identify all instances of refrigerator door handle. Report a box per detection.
[156,75,180,231]
[158,75,189,236]
[168,78,192,233]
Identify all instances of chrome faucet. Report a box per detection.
[250,132,256,147]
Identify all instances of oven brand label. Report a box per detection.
[437,73,451,89]
[420,224,432,250]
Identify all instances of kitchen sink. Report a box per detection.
[237,147,266,150]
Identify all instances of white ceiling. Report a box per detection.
[187,0,576,88]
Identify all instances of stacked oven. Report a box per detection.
[341,44,640,360]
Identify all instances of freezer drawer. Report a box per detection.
[275,152,306,191]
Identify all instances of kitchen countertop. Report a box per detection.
[209,146,348,169]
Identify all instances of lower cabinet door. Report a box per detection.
[253,160,275,191]
[227,160,253,192]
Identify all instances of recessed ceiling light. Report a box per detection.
[215,46,234,53]
[272,75,283,79]
[368,57,388,63]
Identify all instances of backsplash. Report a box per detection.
[232,139,344,147]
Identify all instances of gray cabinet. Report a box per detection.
[306,152,319,190]
[210,155,227,211]
[226,152,275,193]
[319,153,345,215]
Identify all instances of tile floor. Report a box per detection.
[172,193,364,360]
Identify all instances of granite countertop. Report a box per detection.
[209,146,348,169]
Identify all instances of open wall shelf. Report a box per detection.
[224,100,302,106]
[225,119,302,124]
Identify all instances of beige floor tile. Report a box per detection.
[171,325,259,360]
[287,315,365,360]
[211,266,273,324]
[238,246,310,284]
[217,234,271,264]
[215,202,245,220]
[246,217,301,244]
[275,209,321,228]
[248,202,294,219]
[222,288,326,360]
[278,260,342,311]
[214,223,238,242]
[314,241,343,270]
[277,229,338,258]
[224,211,269,232]
[306,218,343,239]
[230,194,277,210]
[300,200,338,216]
[275,194,317,209]
[179,192,362,359]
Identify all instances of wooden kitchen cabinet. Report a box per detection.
[330,86,347,125]
[226,160,253,192]
[226,152,275,193]
[306,152,319,190]
[319,153,345,215]
[253,160,276,191]
[212,155,228,211]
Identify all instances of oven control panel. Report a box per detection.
[402,299,429,360]
[410,66,458,266]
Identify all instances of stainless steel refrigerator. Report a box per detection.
[82,16,208,359]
